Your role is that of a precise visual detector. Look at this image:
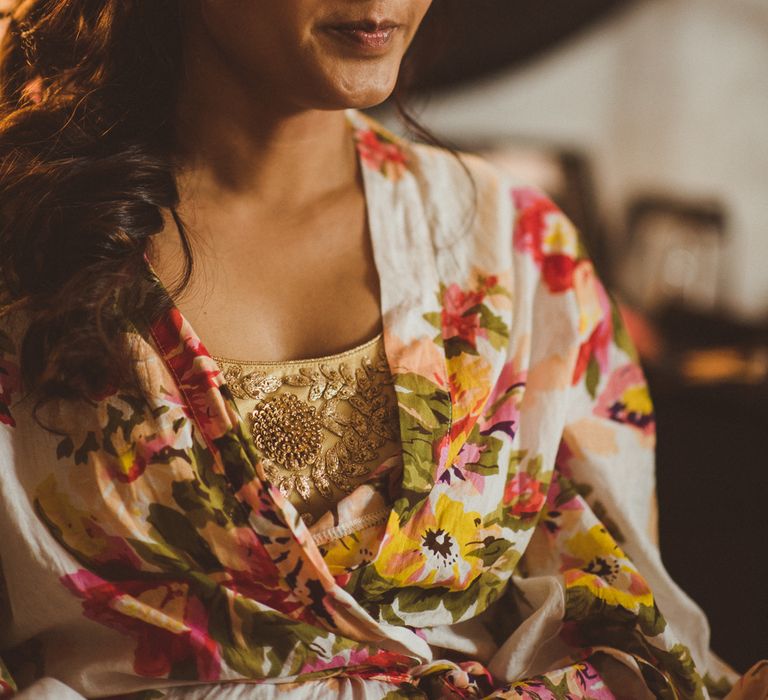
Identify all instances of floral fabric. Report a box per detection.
[0,111,751,699]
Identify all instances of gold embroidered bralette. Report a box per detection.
[212,333,401,525]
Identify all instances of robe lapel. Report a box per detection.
[142,114,443,658]
[350,111,454,525]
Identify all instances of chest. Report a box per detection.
[150,186,383,362]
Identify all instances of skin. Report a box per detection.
[149,0,432,361]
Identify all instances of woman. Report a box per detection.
[0,1,762,698]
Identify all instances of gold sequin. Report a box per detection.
[250,394,323,470]
[213,335,400,521]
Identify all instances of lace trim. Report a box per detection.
[211,332,383,367]
[311,507,391,546]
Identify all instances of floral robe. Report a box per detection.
[0,111,756,699]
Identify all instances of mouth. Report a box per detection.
[321,18,402,53]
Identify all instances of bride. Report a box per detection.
[0,1,761,698]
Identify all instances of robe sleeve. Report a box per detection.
[516,225,738,698]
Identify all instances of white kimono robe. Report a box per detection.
[0,111,756,699]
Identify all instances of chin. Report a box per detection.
[313,64,400,110]
[332,82,398,110]
[337,87,396,110]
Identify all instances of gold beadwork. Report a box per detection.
[213,334,400,521]
[250,394,323,471]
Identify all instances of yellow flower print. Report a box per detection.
[565,524,624,564]
[374,494,485,590]
[36,475,109,560]
[564,525,653,611]
[116,582,190,634]
[542,215,579,258]
[573,261,605,338]
[320,523,387,577]
[622,384,653,417]
[447,353,492,425]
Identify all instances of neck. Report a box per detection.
[173,13,358,210]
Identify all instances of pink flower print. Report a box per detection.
[479,360,526,439]
[572,268,613,387]
[151,307,232,440]
[594,363,655,436]
[435,437,485,489]
[355,128,407,180]
[108,431,188,484]
[512,187,557,265]
[542,253,577,293]
[442,283,485,346]
[61,570,221,681]
[512,187,581,293]
[504,471,546,517]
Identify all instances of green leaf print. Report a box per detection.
[395,372,435,395]
[465,536,513,566]
[147,504,223,573]
[636,601,667,637]
[422,311,443,331]
[387,570,508,624]
[585,354,601,399]
[460,427,503,478]
[392,586,444,615]
[395,374,451,433]
[400,454,437,494]
[128,538,193,575]
[590,500,626,545]
[171,441,247,529]
[646,643,707,700]
[398,391,441,431]
[478,304,510,350]
[443,571,507,623]
[703,673,733,698]
[612,303,639,361]
[565,585,637,627]
[444,337,479,358]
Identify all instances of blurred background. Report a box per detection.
[381,0,767,673]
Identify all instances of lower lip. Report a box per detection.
[324,26,399,54]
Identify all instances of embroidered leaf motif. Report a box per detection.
[283,372,311,387]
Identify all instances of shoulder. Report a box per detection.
[351,112,602,327]
[350,111,581,266]
[349,108,509,208]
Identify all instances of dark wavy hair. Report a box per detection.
[0,0,455,408]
